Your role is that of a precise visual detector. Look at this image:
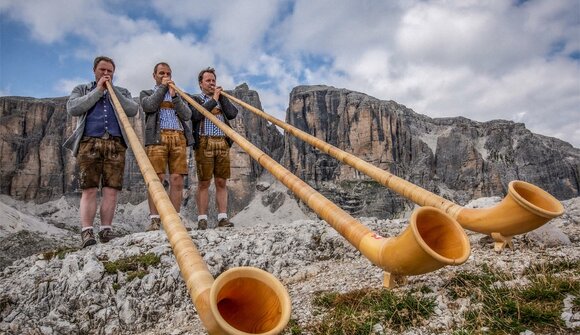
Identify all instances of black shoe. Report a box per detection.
[217,218,234,228]
[146,217,162,231]
[98,229,115,243]
[81,229,97,248]
[198,219,208,230]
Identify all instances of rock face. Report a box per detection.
[282,85,580,217]
[1,84,579,220]
[183,83,285,218]
[0,197,578,335]
[0,96,147,204]
[0,84,284,218]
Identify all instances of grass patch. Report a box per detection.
[102,253,160,285]
[287,260,579,334]
[103,253,160,274]
[41,246,78,260]
[305,287,435,334]
[286,318,304,335]
[445,262,580,334]
[524,259,580,276]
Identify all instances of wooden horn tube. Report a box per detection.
[173,84,470,286]
[106,82,291,335]
[220,91,564,250]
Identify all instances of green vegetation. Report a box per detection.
[41,246,78,260]
[445,262,579,334]
[102,253,161,290]
[302,287,436,334]
[287,260,579,334]
[524,259,580,276]
[286,319,303,335]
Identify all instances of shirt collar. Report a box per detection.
[201,92,211,102]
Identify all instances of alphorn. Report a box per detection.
[172,84,470,288]
[220,91,565,252]
[106,82,291,335]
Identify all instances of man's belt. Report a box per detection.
[160,101,175,109]
[100,131,122,140]
[83,132,121,141]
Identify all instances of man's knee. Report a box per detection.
[215,178,227,189]
[198,180,211,190]
[101,186,119,198]
[82,188,98,198]
[169,174,184,189]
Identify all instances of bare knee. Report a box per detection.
[170,174,184,189]
[82,188,98,198]
[215,178,226,189]
[101,187,119,199]
[198,180,211,191]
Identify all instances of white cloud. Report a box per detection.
[104,32,209,96]
[1,0,158,45]
[1,0,579,147]
[55,77,89,96]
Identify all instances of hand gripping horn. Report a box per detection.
[172,84,470,288]
[220,91,565,252]
[106,82,291,335]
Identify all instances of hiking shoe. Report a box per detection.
[81,229,96,248]
[98,229,115,243]
[198,219,208,230]
[217,218,234,228]
[146,217,162,231]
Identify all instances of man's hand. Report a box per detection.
[162,77,176,97]
[97,75,111,92]
[213,86,222,101]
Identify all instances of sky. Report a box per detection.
[1,0,579,147]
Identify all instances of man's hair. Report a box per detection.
[198,67,216,83]
[93,56,115,71]
[154,62,171,74]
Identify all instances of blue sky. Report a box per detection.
[1,0,579,147]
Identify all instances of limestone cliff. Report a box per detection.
[2,84,578,220]
[0,85,284,219]
[282,85,580,217]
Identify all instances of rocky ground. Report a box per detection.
[0,191,578,335]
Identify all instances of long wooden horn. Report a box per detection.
[172,84,470,288]
[106,82,291,335]
[220,91,564,252]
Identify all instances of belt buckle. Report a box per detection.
[102,132,110,140]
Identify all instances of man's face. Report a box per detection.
[199,72,216,95]
[94,61,114,82]
[153,64,171,85]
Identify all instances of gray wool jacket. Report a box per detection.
[63,82,138,157]
[140,85,194,147]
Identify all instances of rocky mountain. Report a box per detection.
[1,84,579,219]
[1,84,579,334]
[0,189,578,335]
[283,85,580,217]
[0,84,284,218]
